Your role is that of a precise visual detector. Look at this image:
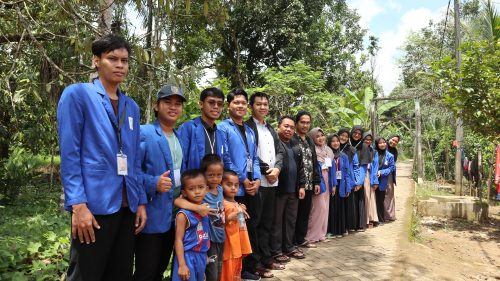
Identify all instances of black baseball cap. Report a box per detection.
[157,85,186,102]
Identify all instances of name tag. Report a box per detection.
[117,153,128,176]
[247,158,252,173]
[336,170,342,180]
[128,117,134,130]
[174,169,181,187]
[325,157,333,168]
[384,161,388,166]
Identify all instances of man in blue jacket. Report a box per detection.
[218,88,261,281]
[177,87,225,170]
[134,85,186,281]
[57,34,147,281]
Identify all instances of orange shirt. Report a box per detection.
[222,200,252,261]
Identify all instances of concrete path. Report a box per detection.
[271,161,414,281]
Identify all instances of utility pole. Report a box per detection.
[454,0,464,195]
[415,97,423,184]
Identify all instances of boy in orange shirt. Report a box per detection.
[221,170,252,281]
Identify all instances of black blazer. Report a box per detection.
[245,118,284,173]
[291,134,321,187]
[277,139,306,194]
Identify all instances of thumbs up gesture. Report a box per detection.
[156,170,172,193]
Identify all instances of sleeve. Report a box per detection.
[273,129,284,171]
[57,86,87,208]
[328,164,337,192]
[370,152,379,185]
[252,137,261,181]
[310,141,321,186]
[134,107,147,204]
[380,154,395,177]
[358,164,367,184]
[344,156,353,193]
[297,150,306,189]
[352,154,363,186]
[140,129,159,198]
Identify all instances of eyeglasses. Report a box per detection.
[205,100,224,108]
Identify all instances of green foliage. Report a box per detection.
[0,186,70,280]
[433,39,500,142]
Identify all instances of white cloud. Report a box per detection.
[376,7,445,95]
[349,0,384,28]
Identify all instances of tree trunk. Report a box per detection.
[99,0,114,34]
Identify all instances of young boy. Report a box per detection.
[201,154,226,281]
[221,170,252,281]
[173,170,210,281]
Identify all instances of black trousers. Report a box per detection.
[375,188,386,223]
[270,192,299,255]
[67,208,135,281]
[133,224,175,281]
[295,189,313,245]
[256,187,277,266]
[237,191,262,273]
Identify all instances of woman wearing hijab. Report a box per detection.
[373,137,396,223]
[385,135,400,221]
[362,132,379,227]
[349,126,367,231]
[327,134,351,237]
[305,128,335,243]
[338,128,361,232]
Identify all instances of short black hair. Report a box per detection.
[227,88,248,104]
[249,92,269,106]
[295,110,311,123]
[222,169,238,181]
[92,34,131,57]
[181,169,206,189]
[278,115,295,126]
[200,87,224,102]
[200,154,224,173]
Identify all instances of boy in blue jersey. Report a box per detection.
[173,170,211,281]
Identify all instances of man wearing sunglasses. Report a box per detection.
[178,88,225,170]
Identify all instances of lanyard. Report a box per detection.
[335,157,340,170]
[203,127,215,154]
[114,102,127,153]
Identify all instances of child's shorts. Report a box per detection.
[172,251,207,281]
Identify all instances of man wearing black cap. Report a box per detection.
[134,85,187,281]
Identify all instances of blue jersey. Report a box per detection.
[177,209,210,253]
[203,186,226,243]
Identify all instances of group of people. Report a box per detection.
[57,34,402,281]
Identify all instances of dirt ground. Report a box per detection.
[394,204,500,281]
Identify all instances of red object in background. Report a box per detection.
[496,144,500,200]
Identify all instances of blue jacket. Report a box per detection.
[140,121,185,233]
[372,151,395,192]
[57,79,146,215]
[218,119,261,196]
[349,154,363,189]
[317,161,327,194]
[329,153,351,198]
[359,152,379,187]
[177,117,224,170]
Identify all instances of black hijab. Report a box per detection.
[350,127,371,165]
[327,134,341,158]
[349,125,364,150]
[338,128,356,162]
[375,136,387,169]
[362,132,375,163]
[387,134,400,162]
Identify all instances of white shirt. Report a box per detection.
[254,117,278,187]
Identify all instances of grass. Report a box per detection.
[416,182,453,200]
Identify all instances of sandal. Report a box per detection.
[286,249,305,259]
[265,262,286,270]
[255,268,274,278]
[273,254,290,263]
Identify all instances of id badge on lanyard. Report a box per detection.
[336,170,342,179]
[117,153,128,175]
[247,157,253,173]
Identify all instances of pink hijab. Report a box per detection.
[308,127,334,163]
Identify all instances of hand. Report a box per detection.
[71,203,100,244]
[135,204,147,234]
[377,171,381,177]
[178,264,190,280]
[373,184,378,190]
[238,203,247,211]
[265,168,280,184]
[197,203,218,217]
[298,187,305,199]
[346,192,350,197]
[156,170,172,193]
[314,184,320,194]
[331,187,336,196]
[354,185,361,192]
[243,178,252,193]
[251,179,261,191]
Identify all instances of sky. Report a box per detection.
[347,0,449,95]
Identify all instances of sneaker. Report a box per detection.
[242,271,262,281]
